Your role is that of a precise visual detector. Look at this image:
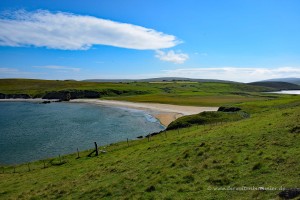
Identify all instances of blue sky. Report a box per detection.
[0,0,299,82]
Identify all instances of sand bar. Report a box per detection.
[70,99,219,126]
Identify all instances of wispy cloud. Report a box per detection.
[33,65,81,72]
[162,67,300,82]
[155,50,189,64]
[0,67,44,78]
[0,10,180,50]
[194,52,208,56]
[0,67,21,74]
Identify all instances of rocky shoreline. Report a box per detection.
[0,89,148,101]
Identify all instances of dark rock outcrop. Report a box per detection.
[43,91,72,101]
[42,89,148,101]
[290,126,300,134]
[42,90,103,100]
[278,188,300,199]
[0,89,148,100]
[218,106,241,112]
[0,93,31,99]
[41,101,51,104]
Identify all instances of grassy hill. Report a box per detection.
[0,95,300,199]
[82,77,235,83]
[0,78,277,106]
[248,81,300,90]
[262,78,300,85]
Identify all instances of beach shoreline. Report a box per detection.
[70,99,219,126]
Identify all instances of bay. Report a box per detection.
[0,102,164,165]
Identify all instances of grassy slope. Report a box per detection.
[107,82,276,106]
[248,81,300,90]
[167,111,248,130]
[0,96,300,200]
[0,79,157,97]
[0,79,275,106]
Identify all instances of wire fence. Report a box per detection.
[0,121,228,174]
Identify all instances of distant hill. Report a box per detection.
[261,78,300,85]
[248,81,300,90]
[82,77,235,83]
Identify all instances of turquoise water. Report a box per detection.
[0,102,164,165]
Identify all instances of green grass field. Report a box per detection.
[0,79,276,106]
[0,79,299,199]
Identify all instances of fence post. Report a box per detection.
[94,142,98,156]
[43,160,46,168]
[13,166,16,173]
[77,148,80,158]
[27,163,31,172]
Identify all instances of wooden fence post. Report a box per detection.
[87,142,99,157]
[77,148,80,158]
[94,142,98,156]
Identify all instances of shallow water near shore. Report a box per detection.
[0,102,164,165]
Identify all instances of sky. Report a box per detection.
[0,0,300,82]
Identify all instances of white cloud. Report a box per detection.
[161,67,300,83]
[0,10,180,50]
[155,50,189,64]
[1,66,299,82]
[33,65,81,72]
[0,67,20,74]
[0,67,44,78]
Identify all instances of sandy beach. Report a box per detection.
[70,99,219,126]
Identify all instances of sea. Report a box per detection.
[0,101,165,165]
